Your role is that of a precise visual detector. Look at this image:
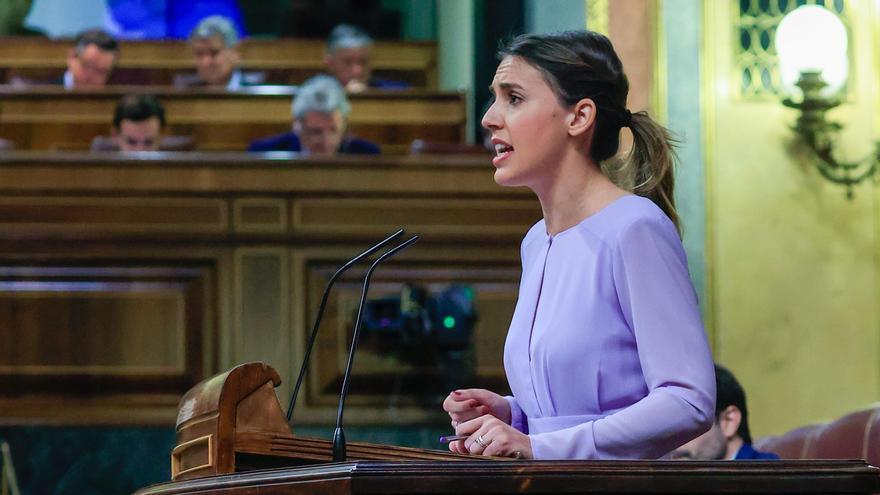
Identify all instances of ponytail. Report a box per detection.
[599,111,680,234]
[627,111,680,234]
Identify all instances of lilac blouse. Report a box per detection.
[503,195,715,460]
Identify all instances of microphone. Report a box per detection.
[286,228,406,424]
[332,235,420,462]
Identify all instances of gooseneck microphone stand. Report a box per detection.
[286,229,406,424]
[332,234,420,462]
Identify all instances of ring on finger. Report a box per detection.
[476,434,489,448]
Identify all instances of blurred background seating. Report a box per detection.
[90,134,196,152]
[409,139,489,156]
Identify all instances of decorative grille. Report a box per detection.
[735,0,846,98]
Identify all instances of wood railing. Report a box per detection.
[0,38,437,87]
[0,86,466,153]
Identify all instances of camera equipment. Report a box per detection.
[362,283,476,351]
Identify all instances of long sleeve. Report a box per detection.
[505,395,529,433]
[528,215,715,459]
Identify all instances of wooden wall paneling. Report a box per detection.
[0,153,539,425]
[288,244,521,425]
[0,261,217,425]
[0,270,186,375]
[291,197,541,240]
[233,248,291,386]
[232,198,288,234]
[215,249,235,375]
[0,196,227,237]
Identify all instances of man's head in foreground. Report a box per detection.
[292,75,352,155]
[113,94,166,152]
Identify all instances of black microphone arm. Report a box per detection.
[286,228,406,424]
[332,234,420,462]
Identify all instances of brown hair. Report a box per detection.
[113,94,165,128]
[500,31,680,232]
[74,29,119,54]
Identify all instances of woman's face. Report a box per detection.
[482,56,571,189]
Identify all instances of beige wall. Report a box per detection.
[703,0,880,437]
[599,0,662,161]
[609,0,656,114]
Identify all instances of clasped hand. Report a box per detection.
[442,388,533,459]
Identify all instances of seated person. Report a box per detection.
[110,94,165,152]
[324,24,407,92]
[669,364,780,460]
[176,15,260,89]
[248,75,379,155]
[64,29,119,88]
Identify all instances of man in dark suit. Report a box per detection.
[669,364,780,460]
[248,74,379,155]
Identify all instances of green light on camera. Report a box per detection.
[443,316,456,329]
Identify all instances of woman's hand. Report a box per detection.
[450,414,533,459]
[442,389,511,427]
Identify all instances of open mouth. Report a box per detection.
[493,143,513,163]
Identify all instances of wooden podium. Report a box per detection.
[168,362,477,481]
[140,459,880,494]
[141,362,880,494]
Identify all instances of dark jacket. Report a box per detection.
[247,132,380,154]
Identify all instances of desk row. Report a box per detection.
[0,35,437,89]
[0,86,488,154]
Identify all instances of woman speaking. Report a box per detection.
[443,30,715,460]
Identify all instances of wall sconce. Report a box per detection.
[776,5,877,199]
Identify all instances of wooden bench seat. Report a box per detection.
[0,38,437,88]
[0,85,466,153]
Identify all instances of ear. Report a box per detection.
[67,48,77,62]
[567,98,597,137]
[717,405,742,440]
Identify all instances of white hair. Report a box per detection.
[190,15,239,48]
[327,24,373,53]
[292,75,351,120]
